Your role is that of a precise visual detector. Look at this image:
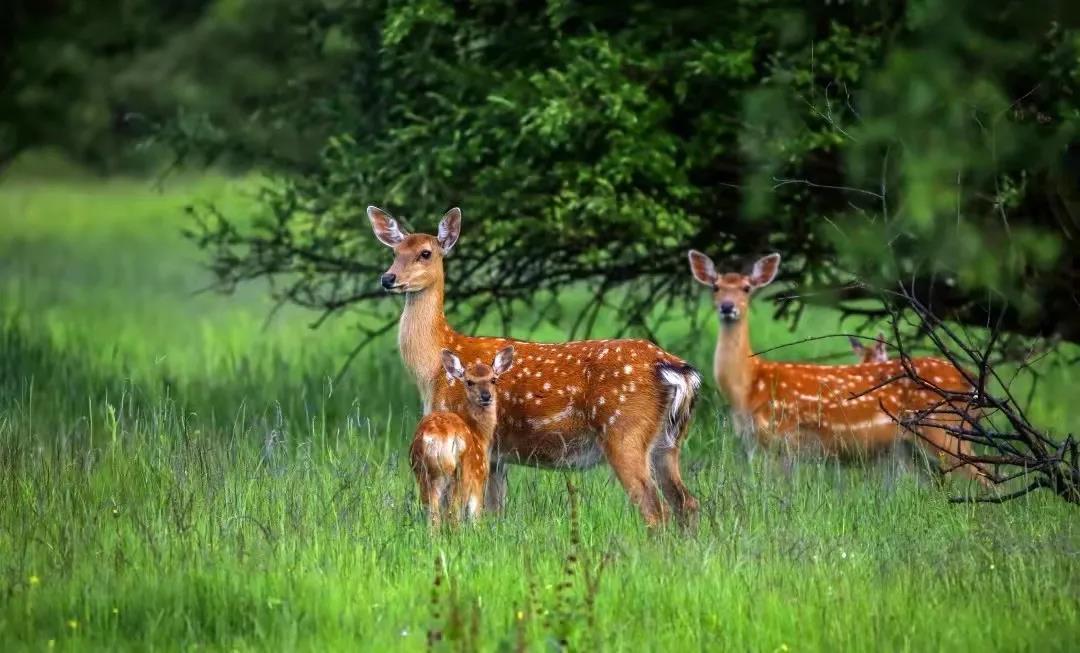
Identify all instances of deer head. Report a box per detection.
[688,251,781,324]
[441,346,515,408]
[850,332,889,363]
[368,206,461,293]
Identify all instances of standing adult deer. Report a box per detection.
[411,347,514,526]
[687,250,988,484]
[850,332,889,363]
[370,206,701,526]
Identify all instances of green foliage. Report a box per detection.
[4,2,1079,334]
[157,0,1079,340]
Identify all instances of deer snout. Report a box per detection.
[380,273,397,290]
[478,390,492,405]
[718,300,739,320]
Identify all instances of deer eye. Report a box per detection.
[419,250,432,260]
[742,285,752,293]
[465,380,474,387]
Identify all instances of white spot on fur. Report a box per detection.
[623,364,633,375]
[598,396,605,405]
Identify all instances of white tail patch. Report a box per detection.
[657,364,702,449]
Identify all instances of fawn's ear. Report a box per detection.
[492,346,515,376]
[687,250,718,287]
[440,349,465,381]
[873,333,888,359]
[437,207,461,254]
[367,206,407,247]
[749,253,781,289]
[849,337,866,355]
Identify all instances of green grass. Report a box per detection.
[0,172,1078,651]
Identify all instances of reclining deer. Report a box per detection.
[370,206,702,526]
[687,250,988,484]
[850,332,888,363]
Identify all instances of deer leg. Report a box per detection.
[422,475,448,528]
[651,444,698,524]
[603,432,667,527]
[484,462,508,513]
[915,424,991,487]
[462,455,488,522]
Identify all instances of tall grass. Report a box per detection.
[0,172,1077,650]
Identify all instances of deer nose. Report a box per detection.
[719,301,736,315]
[479,390,492,403]
[380,273,397,289]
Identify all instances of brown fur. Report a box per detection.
[372,207,702,526]
[410,349,510,526]
[689,250,989,485]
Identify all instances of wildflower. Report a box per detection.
[28,575,40,586]
[516,611,525,621]
[67,619,79,630]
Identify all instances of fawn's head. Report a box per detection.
[688,251,781,325]
[367,206,462,294]
[850,332,889,363]
[441,346,515,408]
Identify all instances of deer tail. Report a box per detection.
[656,360,702,449]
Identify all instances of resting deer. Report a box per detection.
[411,347,514,526]
[370,206,701,526]
[850,332,889,363]
[687,250,988,484]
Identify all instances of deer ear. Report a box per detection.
[438,207,461,254]
[749,253,781,289]
[492,346,515,376]
[687,250,717,287]
[873,335,888,358]
[440,349,465,381]
[368,206,407,247]
[849,337,866,355]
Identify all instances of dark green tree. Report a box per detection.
[184,0,1080,343]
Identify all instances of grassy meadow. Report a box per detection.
[1,168,1078,651]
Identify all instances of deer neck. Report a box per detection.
[465,402,497,444]
[399,277,451,407]
[714,317,757,414]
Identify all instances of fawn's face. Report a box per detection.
[462,363,498,407]
[442,346,515,409]
[688,252,781,325]
[850,335,889,363]
[368,206,461,294]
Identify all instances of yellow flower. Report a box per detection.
[67,619,79,630]
[516,610,524,621]
[28,575,40,586]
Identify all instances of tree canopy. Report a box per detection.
[6,0,1079,341]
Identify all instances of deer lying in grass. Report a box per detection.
[850,332,889,363]
[411,347,514,526]
[687,250,989,484]
[371,206,701,526]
